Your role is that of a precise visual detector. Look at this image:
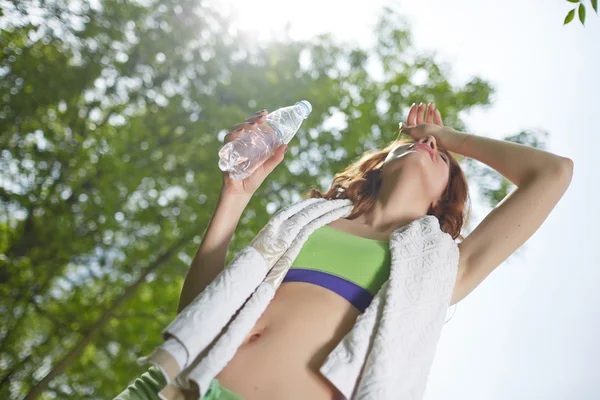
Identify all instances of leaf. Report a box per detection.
[564,9,576,24]
[566,0,579,2]
[579,3,586,24]
[592,0,598,13]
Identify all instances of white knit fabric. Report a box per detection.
[137,197,460,399]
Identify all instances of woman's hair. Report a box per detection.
[303,137,471,241]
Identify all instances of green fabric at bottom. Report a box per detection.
[202,377,245,400]
[114,365,244,400]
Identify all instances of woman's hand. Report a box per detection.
[221,109,288,198]
[399,102,449,143]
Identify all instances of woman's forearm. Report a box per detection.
[439,127,571,187]
[177,191,252,314]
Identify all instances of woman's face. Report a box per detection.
[383,136,451,202]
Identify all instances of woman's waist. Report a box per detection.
[215,341,340,400]
[254,281,361,339]
[214,282,357,399]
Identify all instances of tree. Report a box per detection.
[0,1,544,398]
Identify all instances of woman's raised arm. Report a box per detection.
[443,127,573,304]
[400,102,574,305]
[177,191,251,314]
[177,109,288,314]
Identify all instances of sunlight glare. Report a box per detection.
[217,0,313,43]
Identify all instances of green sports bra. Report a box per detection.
[282,224,391,313]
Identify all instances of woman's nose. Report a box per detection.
[420,136,436,149]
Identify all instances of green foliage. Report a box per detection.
[564,0,598,25]
[0,1,548,399]
[565,8,576,24]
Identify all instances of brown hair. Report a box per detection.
[303,137,471,241]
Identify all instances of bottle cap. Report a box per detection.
[296,100,312,118]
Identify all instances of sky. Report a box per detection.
[221,0,599,398]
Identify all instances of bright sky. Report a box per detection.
[220,0,598,398]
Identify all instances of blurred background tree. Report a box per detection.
[0,0,546,398]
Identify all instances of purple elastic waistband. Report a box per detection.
[281,268,373,313]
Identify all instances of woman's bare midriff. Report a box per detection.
[214,281,360,400]
[214,218,382,400]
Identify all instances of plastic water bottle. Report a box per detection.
[218,100,312,180]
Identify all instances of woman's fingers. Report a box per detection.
[224,127,244,144]
[417,103,427,125]
[245,109,267,123]
[225,109,269,144]
[434,109,444,126]
[426,103,435,124]
[407,103,417,126]
[406,102,442,126]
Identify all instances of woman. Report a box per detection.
[116,102,573,399]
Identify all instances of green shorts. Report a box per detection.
[114,365,244,400]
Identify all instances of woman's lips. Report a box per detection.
[414,144,434,161]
